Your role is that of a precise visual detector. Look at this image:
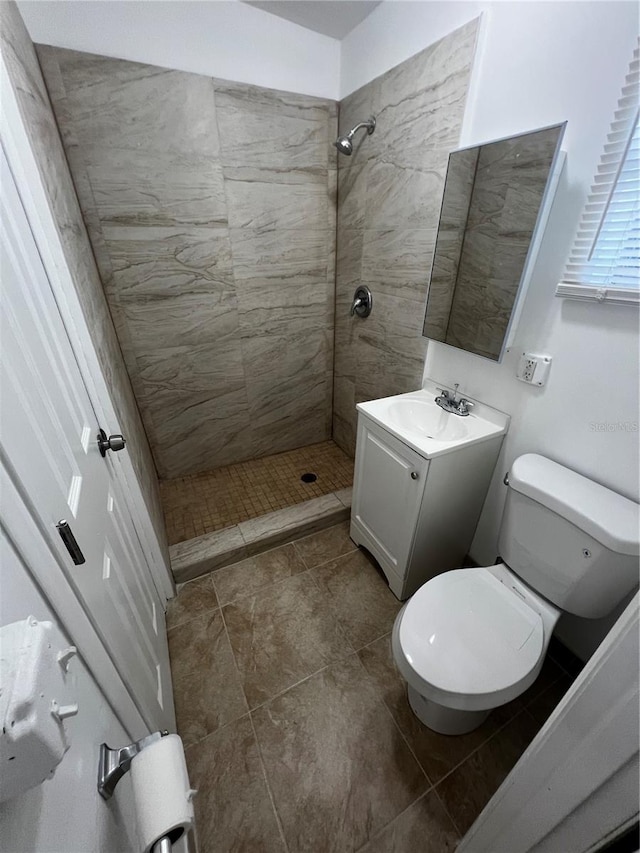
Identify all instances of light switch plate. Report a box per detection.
[516,352,552,386]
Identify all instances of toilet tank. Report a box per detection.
[498,454,639,619]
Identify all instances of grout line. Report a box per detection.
[432,706,530,793]
[218,564,319,609]
[248,712,291,853]
[351,622,400,654]
[383,699,433,786]
[352,789,459,853]
[351,650,433,786]
[218,556,359,713]
[166,598,222,635]
[432,706,543,840]
[301,551,400,658]
[547,647,582,680]
[302,565,361,653]
[357,630,392,651]
[217,599,251,716]
[181,710,253,752]
[432,783,466,842]
[431,783,468,841]
[247,650,360,715]
[305,568,358,654]
[294,540,359,574]
[348,655,445,850]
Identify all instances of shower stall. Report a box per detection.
[36,46,355,548]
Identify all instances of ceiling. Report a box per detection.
[244,1,382,40]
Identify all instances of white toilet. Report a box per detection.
[392,453,640,735]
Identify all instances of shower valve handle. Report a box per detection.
[350,286,373,319]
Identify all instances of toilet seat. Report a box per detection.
[392,567,546,712]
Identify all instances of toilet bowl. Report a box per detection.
[392,562,560,734]
[391,454,640,736]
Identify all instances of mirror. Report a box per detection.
[423,123,566,361]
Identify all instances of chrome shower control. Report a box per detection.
[350,286,373,318]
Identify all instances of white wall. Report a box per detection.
[0,530,138,852]
[17,0,341,99]
[340,0,483,97]
[346,1,639,659]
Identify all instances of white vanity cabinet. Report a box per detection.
[350,399,507,600]
[351,419,429,586]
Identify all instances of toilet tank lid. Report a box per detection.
[509,454,640,556]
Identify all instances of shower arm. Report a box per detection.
[347,119,376,140]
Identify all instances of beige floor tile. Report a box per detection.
[223,572,353,708]
[361,790,459,852]
[436,710,540,835]
[252,655,428,853]
[168,611,247,747]
[185,715,285,852]
[212,543,307,605]
[311,550,401,649]
[293,520,357,569]
[166,575,218,630]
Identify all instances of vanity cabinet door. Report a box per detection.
[352,417,428,582]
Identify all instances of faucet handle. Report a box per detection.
[436,387,450,399]
[458,398,474,415]
[350,297,363,316]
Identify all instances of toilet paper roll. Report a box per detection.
[130,734,195,853]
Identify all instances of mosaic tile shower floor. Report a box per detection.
[160,440,354,545]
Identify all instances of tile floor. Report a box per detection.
[167,523,577,852]
[160,441,354,545]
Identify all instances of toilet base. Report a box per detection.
[407,686,490,735]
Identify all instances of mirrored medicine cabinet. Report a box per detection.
[423,122,567,362]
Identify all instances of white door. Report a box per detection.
[0,148,174,732]
[351,416,428,578]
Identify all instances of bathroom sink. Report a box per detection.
[386,399,470,442]
[356,381,510,459]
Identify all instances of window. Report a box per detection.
[557,42,640,304]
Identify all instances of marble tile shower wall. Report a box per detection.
[37,46,337,479]
[332,19,480,455]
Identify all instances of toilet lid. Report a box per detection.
[398,569,544,697]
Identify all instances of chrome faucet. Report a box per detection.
[435,383,475,417]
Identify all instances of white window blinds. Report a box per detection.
[557,41,640,304]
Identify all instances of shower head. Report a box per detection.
[333,116,376,156]
[335,136,355,156]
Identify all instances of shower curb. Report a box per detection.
[170,488,352,586]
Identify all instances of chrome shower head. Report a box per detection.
[334,136,354,156]
[333,116,376,156]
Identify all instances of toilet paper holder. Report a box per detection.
[98,730,169,800]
